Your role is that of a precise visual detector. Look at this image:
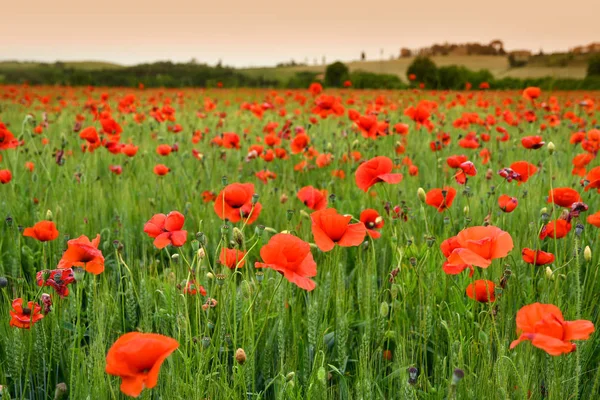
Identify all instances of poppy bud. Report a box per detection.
[221,176,228,186]
[233,227,245,248]
[379,302,389,317]
[206,272,215,280]
[286,209,294,221]
[351,139,359,149]
[235,348,247,365]
[171,253,179,260]
[54,382,68,400]
[5,216,13,227]
[280,194,288,204]
[196,232,207,246]
[451,368,464,386]
[46,209,53,221]
[584,246,592,261]
[463,206,469,215]
[73,267,85,282]
[547,142,555,154]
[197,248,206,259]
[408,367,419,385]
[317,366,327,383]
[286,372,295,382]
[216,274,226,286]
[299,210,310,219]
[191,240,199,252]
[255,271,264,283]
[0,277,7,288]
[575,223,584,237]
[545,267,554,280]
[417,188,426,203]
[251,193,259,205]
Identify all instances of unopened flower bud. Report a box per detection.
[171,253,179,260]
[233,227,245,248]
[235,348,246,365]
[54,382,68,400]
[286,372,295,382]
[379,302,389,317]
[545,267,554,280]
[206,272,215,280]
[584,246,592,262]
[280,194,288,204]
[547,142,555,154]
[46,209,53,221]
[451,368,464,386]
[417,188,426,203]
[197,248,206,259]
[463,206,469,215]
[73,267,85,282]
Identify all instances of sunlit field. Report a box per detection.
[1,84,599,399]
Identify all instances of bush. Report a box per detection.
[587,54,600,77]
[324,61,349,87]
[349,71,406,89]
[285,72,320,89]
[406,57,438,87]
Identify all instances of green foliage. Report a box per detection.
[406,57,439,87]
[508,54,528,68]
[587,54,600,77]
[349,70,406,89]
[285,71,320,89]
[324,61,349,87]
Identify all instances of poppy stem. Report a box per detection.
[251,275,285,356]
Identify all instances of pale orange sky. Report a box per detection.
[1,0,598,67]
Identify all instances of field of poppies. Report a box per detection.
[0,83,599,399]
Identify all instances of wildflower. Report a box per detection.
[214,183,262,224]
[23,221,59,242]
[498,195,518,213]
[310,208,366,252]
[522,248,555,265]
[255,233,317,291]
[57,234,104,274]
[219,247,246,269]
[466,280,496,302]
[360,209,384,239]
[425,187,457,212]
[144,211,187,249]
[9,298,44,329]
[354,156,403,192]
[510,303,594,355]
[106,332,179,397]
[297,186,328,211]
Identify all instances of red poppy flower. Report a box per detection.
[521,136,545,149]
[355,156,403,192]
[291,133,310,154]
[360,209,384,239]
[57,234,105,274]
[0,169,12,184]
[522,248,555,265]
[106,332,179,398]
[425,187,457,212]
[214,183,262,224]
[297,186,328,211]
[539,219,572,240]
[9,298,44,329]
[109,165,123,175]
[498,195,518,213]
[583,166,600,192]
[310,208,366,252]
[446,155,468,169]
[444,226,514,269]
[587,211,600,227]
[523,87,541,101]
[0,123,20,150]
[466,280,496,303]
[153,164,170,176]
[219,247,246,269]
[122,144,139,157]
[144,211,187,249]
[37,268,75,297]
[255,233,317,291]
[202,190,217,203]
[510,161,538,184]
[510,303,594,356]
[548,188,581,208]
[23,221,59,242]
[156,144,172,156]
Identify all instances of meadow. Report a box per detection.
[0,84,599,399]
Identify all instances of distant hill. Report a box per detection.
[0,60,123,71]
[242,55,588,83]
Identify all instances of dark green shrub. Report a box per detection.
[324,61,350,87]
[406,57,438,87]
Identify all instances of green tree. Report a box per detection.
[587,54,600,77]
[324,61,349,87]
[406,56,438,88]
